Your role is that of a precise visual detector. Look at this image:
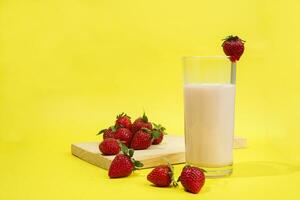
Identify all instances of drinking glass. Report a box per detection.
[183,56,235,177]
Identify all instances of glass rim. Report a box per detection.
[183,55,230,61]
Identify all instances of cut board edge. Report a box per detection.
[71,136,247,170]
[71,144,186,170]
[72,144,111,170]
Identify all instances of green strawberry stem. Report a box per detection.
[151,130,161,139]
[110,125,116,132]
[132,159,144,169]
[231,62,236,84]
[167,163,178,187]
[116,112,124,118]
[141,128,161,139]
[96,129,105,135]
[96,125,116,135]
[119,142,144,169]
[116,112,130,119]
[119,142,129,155]
[152,123,166,134]
[142,112,148,122]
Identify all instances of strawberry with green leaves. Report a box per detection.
[147,163,178,187]
[115,113,132,129]
[97,126,116,139]
[222,35,245,84]
[130,128,160,150]
[131,113,152,133]
[177,165,205,194]
[108,145,143,178]
[151,123,166,145]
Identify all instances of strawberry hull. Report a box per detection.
[115,113,132,129]
[152,132,164,145]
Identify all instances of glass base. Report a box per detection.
[189,164,233,178]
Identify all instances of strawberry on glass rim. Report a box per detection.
[222,35,245,84]
[222,35,245,62]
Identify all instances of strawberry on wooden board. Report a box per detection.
[108,145,143,178]
[147,164,178,187]
[130,128,160,150]
[114,127,133,147]
[97,126,116,139]
[222,35,245,62]
[151,123,166,145]
[115,113,132,129]
[177,165,205,194]
[131,113,152,133]
[99,138,121,155]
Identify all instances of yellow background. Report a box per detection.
[1,0,300,199]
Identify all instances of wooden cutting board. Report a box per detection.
[71,135,246,170]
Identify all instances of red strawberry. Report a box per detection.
[131,113,152,133]
[114,127,133,147]
[152,123,166,145]
[115,112,132,129]
[108,145,143,178]
[222,35,245,62]
[97,126,116,139]
[130,128,160,150]
[147,164,178,187]
[99,138,121,155]
[177,166,205,194]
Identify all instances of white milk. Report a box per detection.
[184,83,235,167]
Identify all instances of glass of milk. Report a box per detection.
[183,56,235,177]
